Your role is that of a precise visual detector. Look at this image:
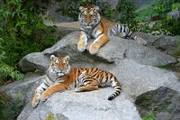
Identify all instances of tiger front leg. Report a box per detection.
[32,85,45,108]
[89,34,109,54]
[32,89,41,108]
[77,31,88,52]
[40,83,67,102]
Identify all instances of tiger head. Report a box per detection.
[49,55,71,76]
[78,4,101,29]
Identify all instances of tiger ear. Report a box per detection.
[95,6,99,11]
[65,55,70,61]
[50,55,55,61]
[79,6,83,11]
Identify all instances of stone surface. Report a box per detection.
[135,87,180,120]
[0,73,45,103]
[19,31,177,74]
[167,10,180,19]
[152,35,180,54]
[138,32,180,55]
[17,89,141,120]
[19,52,50,73]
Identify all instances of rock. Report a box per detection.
[17,89,141,120]
[138,32,180,55]
[19,31,177,73]
[19,52,50,73]
[135,87,180,120]
[152,35,180,55]
[167,10,180,19]
[0,73,45,103]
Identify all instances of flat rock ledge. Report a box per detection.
[17,90,141,120]
[19,31,177,73]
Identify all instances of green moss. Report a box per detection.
[173,40,180,58]
[46,112,55,120]
[156,63,180,72]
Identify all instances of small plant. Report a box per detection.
[142,111,155,120]
[46,112,55,120]
[0,92,24,120]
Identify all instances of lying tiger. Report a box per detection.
[32,55,122,108]
[78,4,147,54]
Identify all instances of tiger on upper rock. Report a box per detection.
[78,4,147,54]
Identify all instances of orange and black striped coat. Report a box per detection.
[32,55,122,108]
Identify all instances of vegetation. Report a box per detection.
[0,92,24,120]
[142,112,155,120]
[173,39,180,57]
[116,0,138,31]
[46,112,55,120]
[135,0,180,35]
[0,0,58,82]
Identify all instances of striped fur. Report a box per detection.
[78,4,147,54]
[32,55,122,108]
[76,70,121,100]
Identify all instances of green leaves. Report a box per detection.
[172,3,180,10]
[0,0,57,81]
[116,0,138,31]
[135,0,180,35]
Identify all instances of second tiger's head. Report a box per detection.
[49,55,71,76]
[78,4,101,29]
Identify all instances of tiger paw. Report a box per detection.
[89,43,100,54]
[40,93,50,102]
[77,41,86,52]
[32,98,40,108]
[138,38,147,46]
[75,87,82,92]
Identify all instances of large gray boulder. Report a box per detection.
[17,90,141,120]
[135,87,180,120]
[138,32,180,55]
[19,31,177,73]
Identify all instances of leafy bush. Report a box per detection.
[135,0,180,35]
[0,0,58,81]
[116,0,138,31]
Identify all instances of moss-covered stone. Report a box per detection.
[135,87,180,120]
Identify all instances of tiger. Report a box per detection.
[78,4,147,54]
[32,55,122,108]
